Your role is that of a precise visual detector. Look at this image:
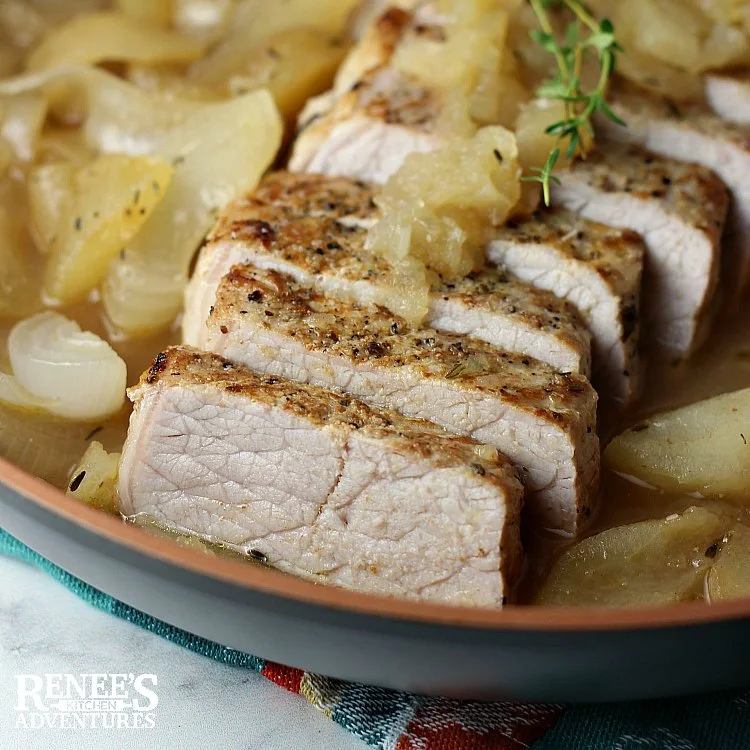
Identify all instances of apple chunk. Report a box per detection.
[604,388,750,496]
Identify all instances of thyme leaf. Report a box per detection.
[523,0,624,205]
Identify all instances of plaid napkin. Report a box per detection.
[3,528,750,750]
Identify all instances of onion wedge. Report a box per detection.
[0,94,47,161]
[0,67,204,155]
[102,89,283,336]
[189,0,359,86]
[0,373,54,412]
[27,11,206,72]
[3,312,127,421]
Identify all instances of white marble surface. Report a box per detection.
[0,556,366,750]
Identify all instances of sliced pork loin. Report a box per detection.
[298,6,419,131]
[119,347,524,607]
[488,208,644,407]
[291,68,444,185]
[429,271,591,376]
[290,7,447,183]
[704,70,750,124]
[189,267,599,536]
[597,79,746,284]
[551,142,729,356]
[336,4,424,94]
[185,172,591,376]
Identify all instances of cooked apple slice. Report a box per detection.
[67,441,121,514]
[102,89,282,335]
[706,525,750,603]
[228,28,348,122]
[604,388,750,496]
[534,507,729,607]
[43,154,173,304]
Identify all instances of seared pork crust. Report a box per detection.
[189,172,591,375]
[137,346,522,482]
[552,141,729,355]
[489,207,645,405]
[200,266,600,535]
[290,6,447,182]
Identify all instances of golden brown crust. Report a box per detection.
[352,8,445,130]
[356,67,443,130]
[212,172,380,234]
[437,269,589,340]
[294,4,444,150]
[209,173,389,286]
[209,173,589,352]
[298,66,442,140]
[707,67,750,84]
[567,139,730,246]
[490,206,645,403]
[134,345,523,492]
[373,6,413,53]
[498,206,646,303]
[211,266,597,421]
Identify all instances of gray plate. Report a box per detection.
[3,457,750,703]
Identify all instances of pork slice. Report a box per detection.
[551,142,729,356]
[293,7,415,137]
[597,80,745,283]
[197,267,600,536]
[487,208,644,406]
[429,271,591,376]
[119,346,524,607]
[290,67,444,185]
[184,172,591,376]
[335,5,420,95]
[704,70,750,124]
[290,8,447,184]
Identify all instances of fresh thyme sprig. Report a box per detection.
[524,0,624,205]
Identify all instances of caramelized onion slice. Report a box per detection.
[103,89,283,336]
[0,93,46,161]
[27,11,206,72]
[174,0,234,42]
[84,70,205,154]
[189,0,359,86]
[0,67,206,154]
[226,28,349,121]
[37,127,95,165]
[0,200,41,320]
[115,0,172,27]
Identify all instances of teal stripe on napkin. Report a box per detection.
[6,526,750,750]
